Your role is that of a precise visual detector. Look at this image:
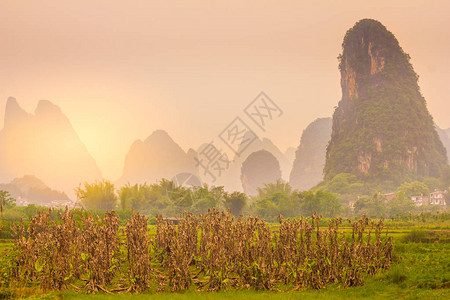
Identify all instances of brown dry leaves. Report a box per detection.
[9,209,392,293]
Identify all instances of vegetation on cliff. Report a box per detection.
[324,19,447,189]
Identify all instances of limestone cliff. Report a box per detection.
[324,19,447,184]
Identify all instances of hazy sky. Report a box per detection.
[1,1,449,180]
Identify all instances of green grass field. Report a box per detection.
[1,221,449,299]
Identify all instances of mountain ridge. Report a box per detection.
[0,97,102,197]
[118,129,199,186]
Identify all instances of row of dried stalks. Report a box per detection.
[5,209,392,293]
[155,209,392,291]
[10,209,120,293]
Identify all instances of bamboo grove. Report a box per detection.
[1,209,392,293]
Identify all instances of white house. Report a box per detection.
[410,195,428,207]
[429,190,446,207]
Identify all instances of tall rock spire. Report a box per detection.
[324,19,447,184]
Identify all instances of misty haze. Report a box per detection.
[0,1,449,299]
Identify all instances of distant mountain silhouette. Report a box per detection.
[241,150,282,196]
[436,125,450,163]
[118,130,198,185]
[0,175,70,206]
[198,133,291,192]
[0,97,102,197]
[290,117,332,190]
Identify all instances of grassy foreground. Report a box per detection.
[1,219,449,299]
[38,286,450,300]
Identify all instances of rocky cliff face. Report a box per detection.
[0,97,102,197]
[118,130,198,185]
[241,150,281,196]
[290,117,332,190]
[324,19,447,183]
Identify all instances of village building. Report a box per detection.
[348,200,356,211]
[410,195,429,207]
[429,190,447,206]
[383,192,397,202]
[410,190,447,207]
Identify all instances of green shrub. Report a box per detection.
[402,229,427,243]
[389,265,407,284]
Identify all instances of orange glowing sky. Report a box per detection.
[1,1,449,180]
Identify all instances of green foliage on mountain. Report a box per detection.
[324,19,447,189]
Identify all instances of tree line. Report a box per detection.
[74,179,342,221]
